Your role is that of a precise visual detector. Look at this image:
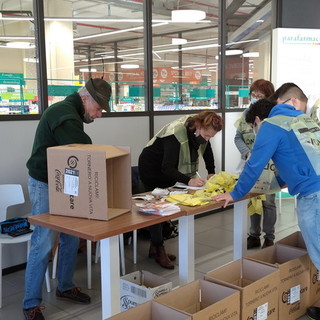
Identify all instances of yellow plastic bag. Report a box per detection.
[247,195,266,216]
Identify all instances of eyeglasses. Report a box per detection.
[250,121,258,129]
[251,92,265,100]
[281,98,291,104]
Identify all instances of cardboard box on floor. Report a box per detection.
[204,258,279,320]
[47,144,131,221]
[246,244,310,320]
[107,300,191,320]
[278,231,320,305]
[154,279,240,320]
[120,270,172,312]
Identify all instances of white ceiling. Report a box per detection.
[0,0,272,71]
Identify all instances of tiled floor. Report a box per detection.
[0,198,312,319]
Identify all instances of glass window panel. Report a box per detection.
[152,1,219,111]
[44,0,144,112]
[225,0,272,109]
[0,0,37,115]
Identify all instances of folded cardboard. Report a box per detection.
[278,231,320,305]
[47,144,131,220]
[120,270,172,312]
[154,279,240,320]
[107,300,191,320]
[246,244,310,320]
[205,258,279,320]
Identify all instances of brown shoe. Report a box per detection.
[155,246,174,269]
[148,242,176,261]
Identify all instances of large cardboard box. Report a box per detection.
[107,300,191,320]
[120,270,172,312]
[204,258,279,320]
[278,231,320,305]
[246,244,310,319]
[155,279,240,320]
[47,144,131,221]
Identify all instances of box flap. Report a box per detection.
[121,270,141,285]
[277,231,306,249]
[242,258,278,280]
[152,301,191,320]
[109,300,191,320]
[142,270,172,287]
[200,280,239,304]
[205,259,242,284]
[48,144,130,158]
[155,280,200,310]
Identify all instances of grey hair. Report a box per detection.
[78,86,95,104]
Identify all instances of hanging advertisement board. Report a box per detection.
[272,28,320,97]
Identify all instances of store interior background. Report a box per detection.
[0,0,320,271]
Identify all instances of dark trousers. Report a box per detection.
[132,175,164,247]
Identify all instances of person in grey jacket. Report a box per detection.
[234,79,277,249]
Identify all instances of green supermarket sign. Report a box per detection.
[1,92,35,100]
[0,72,25,85]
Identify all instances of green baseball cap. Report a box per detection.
[85,78,112,112]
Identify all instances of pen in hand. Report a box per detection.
[193,171,205,187]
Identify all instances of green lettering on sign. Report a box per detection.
[167,97,181,101]
[0,72,25,85]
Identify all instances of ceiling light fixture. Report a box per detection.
[0,17,34,21]
[226,49,243,55]
[172,38,187,45]
[171,10,206,22]
[74,22,167,41]
[6,41,35,49]
[79,68,97,72]
[242,52,259,58]
[0,36,34,40]
[23,58,38,63]
[121,64,139,69]
[215,49,243,59]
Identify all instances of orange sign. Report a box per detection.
[92,67,203,84]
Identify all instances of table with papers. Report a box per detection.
[28,194,255,319]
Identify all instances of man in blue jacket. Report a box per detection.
[213,99,320,319]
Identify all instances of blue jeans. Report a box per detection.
[297,191,320,270]
[23,176,80,309]
[249,194,277,240]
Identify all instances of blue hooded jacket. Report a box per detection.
[230,104,320,200]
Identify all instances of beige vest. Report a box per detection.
[309,98,320,126]
[147,115,207,177]
[264,114,320,175]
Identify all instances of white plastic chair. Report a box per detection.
[0,184,51,308]
[52,230,137,288]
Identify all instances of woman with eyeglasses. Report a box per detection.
[137,110,223,269]
[234,79,277,250]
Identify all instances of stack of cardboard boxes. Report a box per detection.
[277,231,320,306]
[112,231,319,320]
[46,145,318,320]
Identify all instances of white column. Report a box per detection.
[45,0,75,82]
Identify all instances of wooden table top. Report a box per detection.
[28,205,186,242]
[28,193,260,242]
[179,192,261,215]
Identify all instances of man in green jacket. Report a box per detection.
[23,78,111,320]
